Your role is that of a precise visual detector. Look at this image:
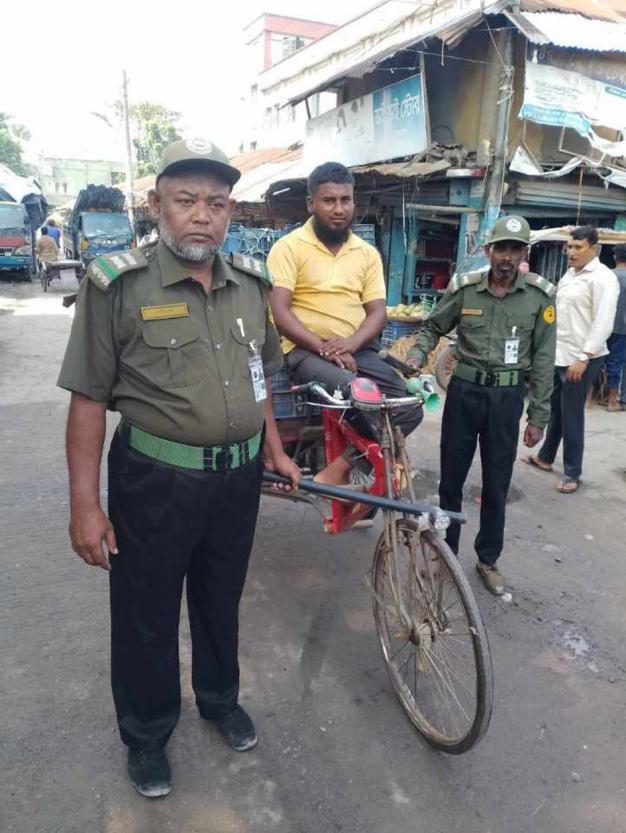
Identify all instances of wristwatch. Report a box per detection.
[577,352,590,362]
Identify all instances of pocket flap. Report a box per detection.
[230,324,265,346]
[142,318,200,349]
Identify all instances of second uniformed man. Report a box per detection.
[58,139,300,797]
[409,216,556,595]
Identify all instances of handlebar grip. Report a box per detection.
[378,349,418,378]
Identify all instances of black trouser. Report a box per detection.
[439,376,525,566]
[286,344,423,439]
[537,357,602,481]
[107,430,263,751]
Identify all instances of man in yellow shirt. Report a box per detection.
[268,162,422,484]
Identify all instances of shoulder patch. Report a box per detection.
[447,272,484,294]
[230,252,273,288]
[87,248,148,291]
[525,272,556,298]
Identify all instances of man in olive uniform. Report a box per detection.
[58,139,299,797]
[409,216,556,595]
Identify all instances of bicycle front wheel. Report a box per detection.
[372,519,493,754]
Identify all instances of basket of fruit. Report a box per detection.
[382,299,435,347]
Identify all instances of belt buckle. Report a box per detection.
[484,371,497,387]
[205,445,229,472]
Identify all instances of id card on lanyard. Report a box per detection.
[237,318,267,402]
[504,326,520,365]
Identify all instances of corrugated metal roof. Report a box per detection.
[351,158,451,177]
[520,0,626,23]
[259,0,492,107]
[229,146,303,175]
[507,10,626,52]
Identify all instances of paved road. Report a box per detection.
[1,274,624,833]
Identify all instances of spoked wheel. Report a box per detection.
[434,343,457,391]
[372,519,493,753]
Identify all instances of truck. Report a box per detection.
[0,200,34,279]
[63,185,134,266]
[0,164,47,280]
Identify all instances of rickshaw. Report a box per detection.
[262,351,494,754]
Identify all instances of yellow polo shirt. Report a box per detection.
[267,218,386,353]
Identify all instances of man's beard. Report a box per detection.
[159,221,221,263]
[313,217,351,248]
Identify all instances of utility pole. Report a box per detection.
[481,28,514,240]
[122,69,136,236]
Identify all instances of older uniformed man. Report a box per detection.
[58,139,299,798]
[409,216,556,596]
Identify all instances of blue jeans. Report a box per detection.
[606,333,626,392]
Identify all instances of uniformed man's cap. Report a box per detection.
[487,215,530,245]
[156,138,241,187]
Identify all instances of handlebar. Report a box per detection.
[290,381,421,410]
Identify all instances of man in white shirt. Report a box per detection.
[525,226,619,493]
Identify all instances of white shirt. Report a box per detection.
[555,257,620,366]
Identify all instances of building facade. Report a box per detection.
[38,157,125,205]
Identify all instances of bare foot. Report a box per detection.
[314,455,352,486]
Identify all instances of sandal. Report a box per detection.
[557,478,581,494]
[522,455,553,473]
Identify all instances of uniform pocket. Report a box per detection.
[506,313,534,332]
[230,325,266,380]
[138,318,206,388]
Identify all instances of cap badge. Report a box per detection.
[505,217,522,233]
[185,137,214,155]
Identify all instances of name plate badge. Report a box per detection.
[141,303,190,321]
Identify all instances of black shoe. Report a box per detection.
[127,747,172,798]
[214,705,258,752]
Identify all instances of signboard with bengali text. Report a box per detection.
[304,73,429,168]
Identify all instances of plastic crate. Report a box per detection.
[352,223,376,246]
[381,319,423,348]
[270,368,307,420]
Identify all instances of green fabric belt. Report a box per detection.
[122,422,262,471]
[454,363,520,387]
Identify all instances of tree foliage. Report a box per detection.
[131,103,181,177]
[0,113,31,175]
[93,101,182,177]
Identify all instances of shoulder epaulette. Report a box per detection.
[447,271,484,294]
[88,247,148,291]
[525,272,556,297]
[228,252,272,289]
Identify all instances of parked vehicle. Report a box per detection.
[63,185,134,266]
[0,201,34,279]
[264,352,493,753]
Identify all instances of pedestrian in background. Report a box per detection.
[605,244,626,412]
[525,226,619,493]
[408,216,556,596]
[46,218,61,248]
[36,226,58,263]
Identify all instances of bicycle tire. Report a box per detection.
[434,344,457,391]
[372,519,493,754]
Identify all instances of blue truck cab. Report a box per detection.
[0,201,33,277]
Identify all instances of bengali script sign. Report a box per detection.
[304,73,429,168]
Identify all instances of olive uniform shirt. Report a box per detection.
[410,270,557,428]
[57,241,283,447]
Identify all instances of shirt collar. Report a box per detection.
[569,256,600,276]
[300,217,367,255]
[156,241,240,288]
[476,270,527,293]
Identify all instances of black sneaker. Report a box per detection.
[127,747,172,798]
[214,705,258,752]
